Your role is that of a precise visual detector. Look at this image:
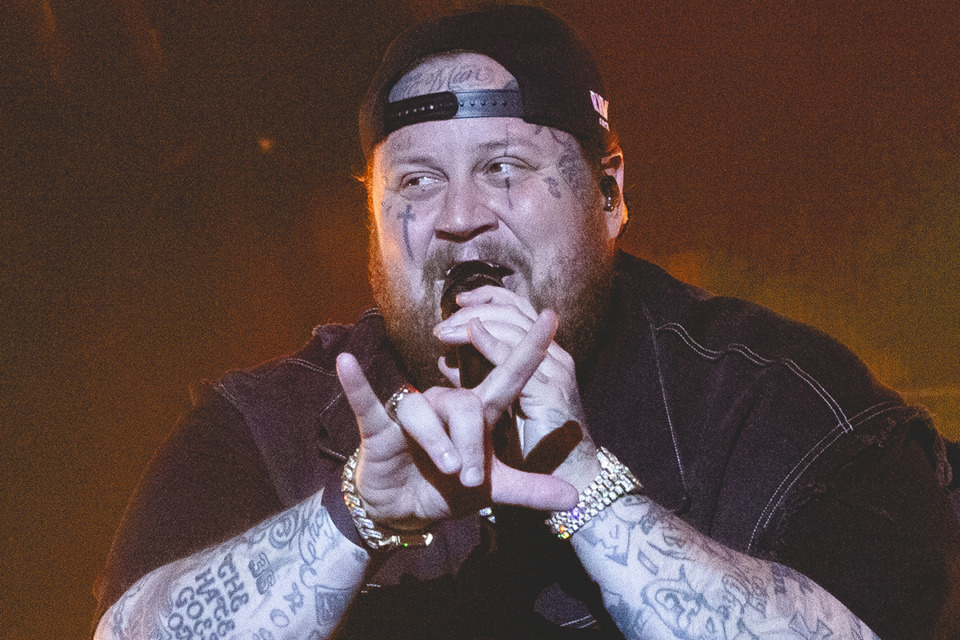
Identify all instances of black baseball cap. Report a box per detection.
[358,5,615,160]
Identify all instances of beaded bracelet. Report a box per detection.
[341,448,434,551]
[545,447,641,540]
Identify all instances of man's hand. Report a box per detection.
[433,286,602,492]
[335,309,577,533]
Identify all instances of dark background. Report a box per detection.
[3,0,958,637]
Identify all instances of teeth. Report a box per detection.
[444,260,513,277]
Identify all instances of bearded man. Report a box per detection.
[93,6,960,640]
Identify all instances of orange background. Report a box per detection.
[3,1,958,637]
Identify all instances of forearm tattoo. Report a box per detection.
[99,491,368,640]
[573,495,881,640]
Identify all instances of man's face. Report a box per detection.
[367,53,621,386]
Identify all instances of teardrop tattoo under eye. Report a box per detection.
[398,204,415,258]
[545,177,562,199]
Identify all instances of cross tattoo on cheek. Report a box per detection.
[397,204,415,258]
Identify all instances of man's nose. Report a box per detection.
[434,180,498,241]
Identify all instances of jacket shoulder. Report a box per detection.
[213,310,404,506]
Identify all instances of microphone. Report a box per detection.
[440,261,510,389]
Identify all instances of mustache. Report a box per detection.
[421,239,533,287]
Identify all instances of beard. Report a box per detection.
[368,216,616,389]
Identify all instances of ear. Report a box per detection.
[600,149,627,241]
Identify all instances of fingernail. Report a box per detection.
[441,450,460,473]
[463,467,483,487]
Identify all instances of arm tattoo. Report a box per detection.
[249,552,276,594]
[97,490,367,640]
[573,495,881,640]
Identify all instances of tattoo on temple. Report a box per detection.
[550,129,590,205]
[545,176,561,199]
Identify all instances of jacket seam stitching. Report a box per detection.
[657,322,854,433]
[644,306,690,499]
[282,357,337,377]
[747,401,902,550]
[650,319,904,552]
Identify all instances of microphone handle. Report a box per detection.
[457,344,493,390]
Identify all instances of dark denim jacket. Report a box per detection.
[97,252,960,639]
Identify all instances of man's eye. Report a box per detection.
[485,160,527,186]
[402,175,437,188]
[396,174,442,201]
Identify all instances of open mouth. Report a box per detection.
[440,260,514,319]
[444,260,512,284]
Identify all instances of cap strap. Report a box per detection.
[383,89,524,137]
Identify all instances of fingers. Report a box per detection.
[475,310,557,422]
[398,389,494,486]
[435,307,573,373]
[335,353,394,442]
[490,459,579,511]
[432,391,487,487]
[434,300,535,342]
[338,353,488,487]
[456,285,538,320]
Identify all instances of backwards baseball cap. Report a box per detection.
[358,5,615,160]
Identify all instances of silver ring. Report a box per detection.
[384,384,418,423]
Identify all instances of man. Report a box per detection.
[94,6,960,639]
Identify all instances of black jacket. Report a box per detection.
[96,252,960,639]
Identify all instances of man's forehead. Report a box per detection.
[388,52,516,102]
[379,117,552,162]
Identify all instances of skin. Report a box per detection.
[349,53,881,639]
[95,491,368,640]
[96,53,880,639]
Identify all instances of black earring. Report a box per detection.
[600,176,620,211]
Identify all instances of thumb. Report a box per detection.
[490,460,578,512]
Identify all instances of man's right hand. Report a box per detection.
[335,310,578,533]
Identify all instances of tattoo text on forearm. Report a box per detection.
[102,491,367,640]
